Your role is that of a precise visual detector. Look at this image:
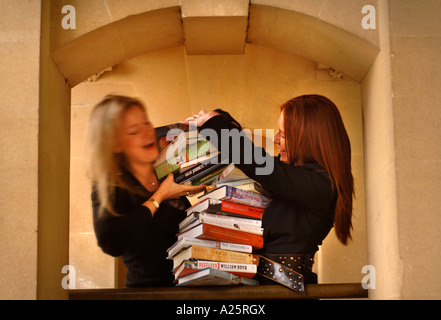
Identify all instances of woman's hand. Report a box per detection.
[143,174,206,215]
[152,174,206,204]
[180,109,220,127]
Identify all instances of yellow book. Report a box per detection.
[172,245,259,269]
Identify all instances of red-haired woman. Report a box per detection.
[185,95,354,293]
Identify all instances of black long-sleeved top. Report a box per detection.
[92,171,189,287]
[200,111,338,255]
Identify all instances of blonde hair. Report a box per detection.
[85,95,149,216]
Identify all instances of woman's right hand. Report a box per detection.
[180,110,220,127]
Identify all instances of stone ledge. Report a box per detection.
[69,283,367,300]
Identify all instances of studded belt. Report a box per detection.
[257,254,315,294]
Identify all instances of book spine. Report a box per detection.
[196,213,263,235]
[167,238,252,259]
[155,139,212,180]
[190,246,259,265]
[178,260,257,279]
[225,186,271,208]
[199,224,264,250]
[206,200,265,220]
[201,221,263,236]
[174,161,225,184]
[190,166,226,186]
[198,212,262,228]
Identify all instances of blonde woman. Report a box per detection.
[86,95,205,287]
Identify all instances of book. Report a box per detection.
[172,245,259,269]
[174,259,257,279]
[178,151,220,173]
[206,178,256,190]
[167,238,252,260]
[211,163,249,185]
[198,185,272,209]
[189,165,228,186]
[154,131,206,166]
[177,223,264,250]
[155,123,189,152]
[186,198,265,220]
[176,268,260,286]
[174,161,228,185]
[154,139,215,180]
[179,211,263,235]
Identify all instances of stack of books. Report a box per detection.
[167,184,272,286]
[155,123,272,286]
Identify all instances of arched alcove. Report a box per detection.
[60,2,379,289]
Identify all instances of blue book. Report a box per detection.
[198,185,271,208]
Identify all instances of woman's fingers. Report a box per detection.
[179,110,212,126]
[182,184,207,196]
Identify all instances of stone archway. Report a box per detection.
[52,4,379,87]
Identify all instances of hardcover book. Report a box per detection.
[177,223,264,250]
[154,139,215,180]
[179,211,263,235]
[174,259,257,279]
[176,268,259,286]
[167,238,252,259]
[198,185,271,209]
[186,198,265,220]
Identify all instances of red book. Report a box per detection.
[177,223,264,250]
[186,198,265,220]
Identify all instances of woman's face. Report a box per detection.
[274,111,288,163]
[115,105,158,165]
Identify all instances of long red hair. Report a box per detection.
[281,95,354,245]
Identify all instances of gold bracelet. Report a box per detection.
[149,198,160,209]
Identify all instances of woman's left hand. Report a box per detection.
[154,174,206,203]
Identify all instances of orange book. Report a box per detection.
[186,198,265,220]
[178,223,264,250]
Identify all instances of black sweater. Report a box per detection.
[92,171,189,287]
[200,111,338,254]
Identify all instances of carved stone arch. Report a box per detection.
[52,4,379,87]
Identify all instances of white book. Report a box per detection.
[179,211,262,230]
[167,237,252,259]
[173,259,257,279]
[176,268,259,286]
[174,259,257,280]
[179,212,263,235]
